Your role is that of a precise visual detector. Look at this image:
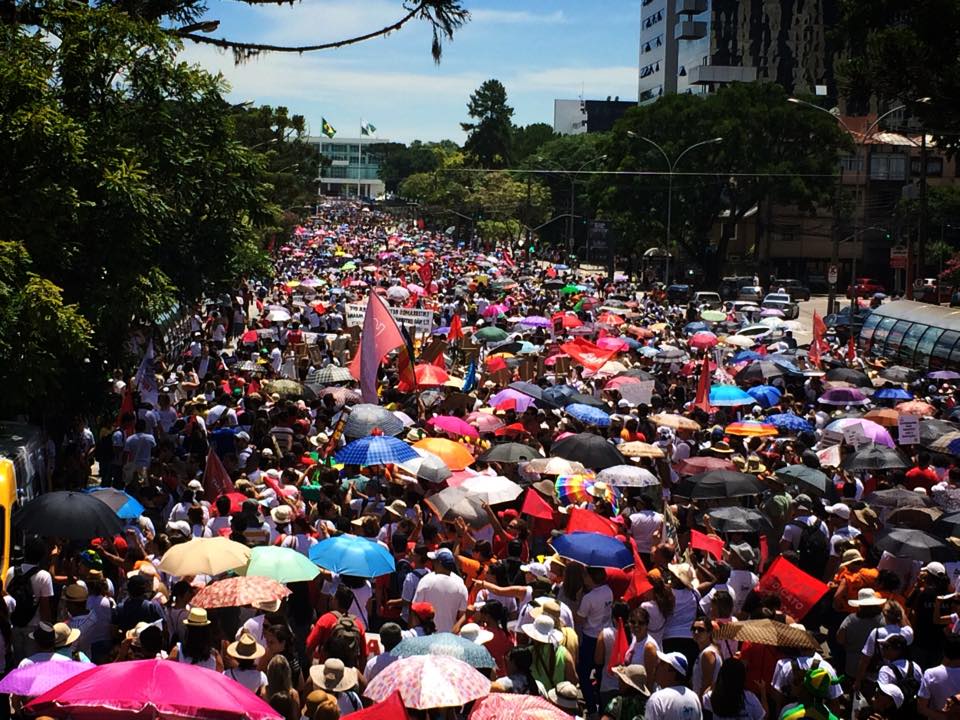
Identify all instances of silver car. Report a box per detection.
[761,293,799,319]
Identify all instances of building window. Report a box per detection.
[870,154,907,181]
[911,157,943,177]
[840,155,864,173]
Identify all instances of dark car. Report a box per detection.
[666,284,692,304]
[772,278,811,302]
[719,276,754,301]
[846,277,885,298]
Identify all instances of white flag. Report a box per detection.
[134,340,159,406]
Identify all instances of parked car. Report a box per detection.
[737,286,764,303]
[692,291,723,310]
[772,278,811,302]
[913,278,951,304]
[847,277,886,298]
[719,276,755,300]
[666,284,692,304]
[761,293,800,319]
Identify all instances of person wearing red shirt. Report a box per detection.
[906,451,940,492]
[305,585,367,666]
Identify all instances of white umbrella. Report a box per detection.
[596,464,660,488]
[523,457,587,475]
[387,286,410,301]
[266,309,291,323]
[460,475,523,505]
[759,317,785,329]
[724,335,755,347]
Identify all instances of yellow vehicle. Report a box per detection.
[0,423,46,583]
[0,459,15,581]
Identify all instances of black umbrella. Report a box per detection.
[478,442,542,464]
[541,385,577,408]
[879,365,919,384]
[933,512,960,539]
[736,361,790,384]
[875,528,954,562]
[567,393,609,409]
[704,506,772,534]
[15,491,125,540]
[509,381,545,401]
[824,368,872,387]
[550,433,627,471]
[685,470,765,500]
[843,444,910,472]
[616,369,654,381]
[921,419,960,448]
[544,279,565,288]
[866,487,932,509]
[774,464,830,494]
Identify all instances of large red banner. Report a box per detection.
[756,556,828,620]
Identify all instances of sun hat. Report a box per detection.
[187,479,203,492]
[546,681,582,710]
[459,623,494,645]
[227,632,266,661]
[63,583,89,603]
[165,520,191,538]
[309,658,359,693]
[667,562,700,590]
[655,650,689,678]
[838,549,865,567]
[745,455,767,473]
[848,588,886,607]
[824,503,850,520]
[709,440,734,455]
[254,598,282,613]
[31,622,80,649]
[520,561,550,581]
[531,598,564,626]
[183,607,211,627]
[729,542,757,567]
[521,614,563,645]
[384,499,408,519]
[853,506,880,529]
[270,505,296,525]
[793,493,813,510]
[612,664,650,696]
[586,480,610,498]
[923,561,947,577]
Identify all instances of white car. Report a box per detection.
[761,293,799,319]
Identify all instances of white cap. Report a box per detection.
[519,562,550,581]
[923,561,947,577]
[824,503,850,520]
[877,682,904,708]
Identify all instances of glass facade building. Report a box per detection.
[859,300,960,370]
[306,136,386,199]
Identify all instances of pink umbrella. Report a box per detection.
[427,415,480,439]
[604,375,642,390]
[689,331,719,349]
[825,418,895,448]
[407,283,427,296]
[364,655,490,710]
[27,659,281,720]
[469,693,573,720]
[488,389,535,412]
[481,303,510,318]
[466,412,505,433]
[0,660,95,698]
[596,336,630,352]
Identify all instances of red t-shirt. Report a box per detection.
[305,611,367,665]
[906,466,939,492]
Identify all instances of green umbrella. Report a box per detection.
[701,310,727,322]
[341,261,357,271]
[474,326,509,342]
[560,284,580,294]
[243,546,320,584]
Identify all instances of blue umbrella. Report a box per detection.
[565,403,611,427]
[542,385,577,407]
[875,388,914,401]
[766,413,814,433]
[551,532,634,569]
[84,488,145,520]
[433,326,450,335]
[747,385,782,409]
[622,337,643,350]
[732,350,763,363]
[684,321,709,335]
[309,535,396,577]
[335,435,418,466]
[390,633,495,668]
[709,385,755,407]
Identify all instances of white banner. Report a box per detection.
[345,302,434,333]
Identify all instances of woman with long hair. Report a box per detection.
[640,571,674,647]
[263,623,303,686]
[169,608,222,671]
[702,658,765,720]
[265,654,300,708]
[691,619,722,696]
[626,606,659,693]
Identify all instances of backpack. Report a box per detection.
[890,661,920,717]
[8,566,42,628]
[791,519,830,578]
[323,611,362,667]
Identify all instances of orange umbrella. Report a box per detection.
[415,364,450,386]
[413,438,474,471]
[896,400,936,417]
[597,312,626,326]
[864,408,900,428]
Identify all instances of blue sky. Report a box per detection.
[181,1,641,143]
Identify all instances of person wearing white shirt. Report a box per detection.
[919,634,960,716]
[771,651,842,702]
[779,497,829,552]
[645,651,702,720]
[411,549,467,633]
[576,568,613,715]
[629,498,664,555]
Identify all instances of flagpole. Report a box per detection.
[357,120,362,200]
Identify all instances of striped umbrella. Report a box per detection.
[555,474,597,505]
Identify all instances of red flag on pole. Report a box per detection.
[520,488,554,520]
[690,529,725,561]
[559,338,619,371]
[809,310,826,368]
[565,507,619,536]
[203,449,235,503]
[847,334,857,362]
[622,538,653,603]
[694,355,712,412]
[348,293,406,404]
[606,618,629,672]
[418,262,433,288]
[447,314,464,342]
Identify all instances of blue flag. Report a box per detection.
[461,359,477,393]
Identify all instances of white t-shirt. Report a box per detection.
[578,584,613,637]
[640,600,667,647]
[919,664,960,711]
[644,685,702,720]
[878,658,922,687]
[5,563,54,627]
[861,625,914,657]
[124,432,156,469]
[772,654,842,699]
[780,515,828,550]
[223,667,267,694]
[702,689,764,720]
[412,572,468,633]
[663,588,700,641]
[629,511,664,553]
[699,583,736,616]
[728,570,758,614]
[829,525,861,556]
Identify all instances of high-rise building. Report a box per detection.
[640,0,838,103]
[553,98,637,135]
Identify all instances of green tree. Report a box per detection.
[461,79,514,168]
[372,141,444,192]
[512,122,558,162]
[465,171,550,244]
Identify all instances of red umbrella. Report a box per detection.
[597,336,630,352]
[604,375,642,390]
[240,330,258,344]
[348,692,409,720]
[27,659,281,720]
[191,575,291,609]
[415,364,450,386]
[597,312,626,326]
[495,422,532,437]
[553,313,583,329]
[216,492,248,514]
[689,331,719,349]
[676,456,736,475]
[427,415,480,439]
[466,412,504,434]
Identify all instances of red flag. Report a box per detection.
[503,251,515,268]
[203,449,236,503]
[116,390,136,436]
[432,351,446,370]
[756,557,829,620]
[606,618,629,672]
[349,293,406,404]
[418,262,433,288]
[847,335,856,362]
[813,310,827,340]
[759,535,769,571]
[694,355,711,412]
[622,538,653,603]
[521,488,554,520]
[486,356,508,373]
[447,314,464,342]
[690,529,725,561]
[560,338,619,372]
[565,507,618,536]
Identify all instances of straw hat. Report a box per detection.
[227,632,266,661]
[709,441,734,455]
[586,480,610,498]
[183,607,211,627]
[546,681,583,710]
[745,454,767,474]
[309,658,359,693]
[667,562,700,590]
[849,588,886,607]
[521,614,563,645]
[270,505,295,525]
[838,549,865,567]
[384,499,408,519]
[31,621,80,648]
[612,664,650,696]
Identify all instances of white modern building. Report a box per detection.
[306,135,387,199]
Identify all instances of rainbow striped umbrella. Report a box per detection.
[555,474,596,505]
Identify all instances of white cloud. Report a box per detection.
[470,9,567,24]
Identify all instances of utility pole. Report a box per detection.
[916,132,929,295]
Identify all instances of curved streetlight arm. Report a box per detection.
[626,131,670,171]
[787,97,853,135]
[674,137,724,168]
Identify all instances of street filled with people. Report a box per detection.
[11,202,960,720]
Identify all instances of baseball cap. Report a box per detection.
[427,548,456,569]
[520,562,550,581]
[923,561,947,577]
[824,503,850,520]
[880,632,907,650]
[655,651,688,677]
[794,493,813,510]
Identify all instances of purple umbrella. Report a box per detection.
[818,388,870,406]
[0,659,95,697]
[825,418,895,448]
[518,316,552,329]
[929,370,960,381]
[489,388,536,412]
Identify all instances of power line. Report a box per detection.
[442,168,839,179]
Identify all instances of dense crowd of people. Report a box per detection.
[12,202,960,720]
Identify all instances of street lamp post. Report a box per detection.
[536,155,607,259]
[625,132,723,285]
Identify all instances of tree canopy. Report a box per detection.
[461,79,514,169]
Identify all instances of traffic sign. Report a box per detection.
[890,245,908,269]
[828,265,838,285]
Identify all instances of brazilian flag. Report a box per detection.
[321,118,336,138]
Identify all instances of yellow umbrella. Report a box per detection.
[649,322,668,332]
[619,441,665,459]
[158,537,251,577]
